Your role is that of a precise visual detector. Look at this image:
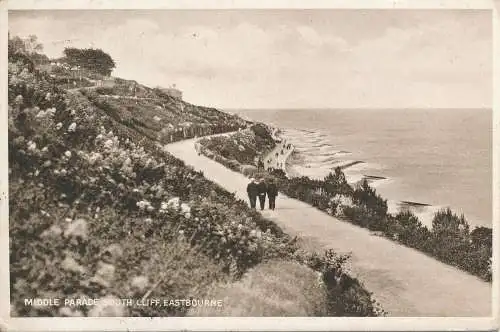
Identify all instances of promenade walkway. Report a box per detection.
[164,137,491,317]
[263,139,294,175]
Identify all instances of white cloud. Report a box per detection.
[297,26,324,47]
[9,11,491,109]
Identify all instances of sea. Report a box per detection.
[231,108,492,229]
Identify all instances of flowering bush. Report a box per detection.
[8,46,385,317]
[199,126,275,166]
[82,90,246,145]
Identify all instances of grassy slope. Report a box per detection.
[188,260,327,316]
[8,53,380,317]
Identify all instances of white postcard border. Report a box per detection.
[1,0,498,331]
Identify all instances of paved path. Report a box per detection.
[164,138,492,317]
[67,88,159,101]
[67,86,160,101]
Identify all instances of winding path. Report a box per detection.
[164,137,491,317]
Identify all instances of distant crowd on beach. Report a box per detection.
[256,140,292,173]
[250,138,294,210]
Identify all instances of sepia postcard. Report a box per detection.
[1,0,498,331]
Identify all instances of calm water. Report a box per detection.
[232,108,492,227]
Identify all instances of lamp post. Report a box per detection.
[77,65,81,81]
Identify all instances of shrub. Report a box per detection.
[188,250,384,317]
[250,123,273,142]
[323,167,353,196]
[390,211,431,248]
[95,87,115,95]
[470,227,492,249]
[187,260,328,316]
[352,180,388,218]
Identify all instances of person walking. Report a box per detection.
[256,178,268,211]
[267,178,279,210]
[246,178,258,209]
[257,158,264,171]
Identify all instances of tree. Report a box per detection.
[8,34,23,55]
[392,210,430,247]
[8,33,49,67]
[63,47,116,76]
[352,179,388,217]
[250,123,273,142]
[430,208,471,263]
[323,167,352,196]
[432,208,470,239]
[8,34,43,56]
[25,35,44,54]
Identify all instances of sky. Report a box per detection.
[9,9,492,109]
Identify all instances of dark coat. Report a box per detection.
[257,182,267,196]
[247,182,259,197]
[267,183,278,197]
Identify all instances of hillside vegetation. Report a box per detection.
[197,123,277,172]
[8,40,382,317]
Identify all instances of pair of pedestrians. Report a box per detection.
[246,177,279,210]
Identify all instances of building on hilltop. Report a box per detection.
[160,84,183,100]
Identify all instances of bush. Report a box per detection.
[199,127,275,166]
[299,249,385,316]
[188,250,384,317]
[250,123,273,142]
[352,180,388,218]
[187,260,328,316]
[95,87,115,95]
[269,168,287,179]
[390,211,431,248]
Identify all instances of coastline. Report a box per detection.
[231,108,491,230]
[259,127,296,178]
[277,128,486,230]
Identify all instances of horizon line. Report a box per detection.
[221,107,492,111]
